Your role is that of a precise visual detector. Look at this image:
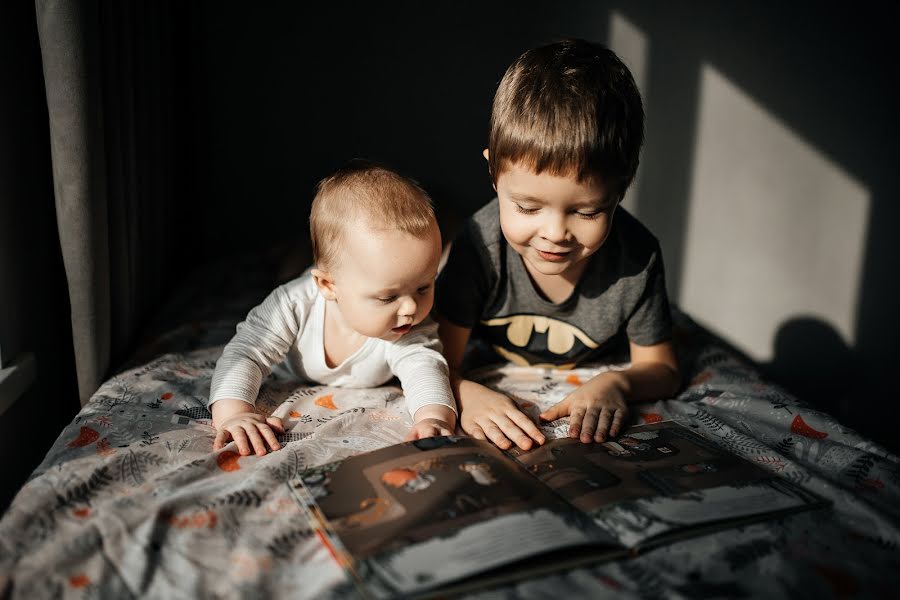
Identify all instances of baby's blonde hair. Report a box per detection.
[310,161,436,270]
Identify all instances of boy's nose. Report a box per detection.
[540,215,569,243]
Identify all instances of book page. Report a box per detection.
[510,421,825,547]
[292,436,617,597]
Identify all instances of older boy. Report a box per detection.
[436,39,680,451]
[210,163,457,456]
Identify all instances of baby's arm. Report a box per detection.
[388,320,461,441]
[540,340,680,442]
[209,285,301,455]
[436,316,545,450]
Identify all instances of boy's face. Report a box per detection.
[495,160,616,280]
[321,221,442,341]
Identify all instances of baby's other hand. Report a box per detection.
[540,372,628,443]
[405,418,455,441]
[212,400,285,456]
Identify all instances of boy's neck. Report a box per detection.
[521,255,591,304]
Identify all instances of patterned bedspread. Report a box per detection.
[2,257,898,599]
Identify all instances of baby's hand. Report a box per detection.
[212,398,285,456]
[539,372,628,443]
[405,418,455,441]
[405,404,458,441]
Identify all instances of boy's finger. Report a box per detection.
[609,409,625,437]
[482,422,513,450]
[244,426,268,456]
[266,416,285,433]
[539,400,567,422]
[260,426,282,451]
[492,414,532,450]
[581,408,601,443]
[508,410,546,445]
[468,425,487,441]
[568,408,586,438]
[595,408,613,442]
[232,427,252,456]
[404,429,418,441]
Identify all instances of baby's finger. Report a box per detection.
[482,422,513,450]
[568,407,586,439]
[539,399,567,422]
[260,425,282,452]
[244,425,268,456]
[231,427,252,456]
[404,428,419,441]
[609,409,626,437]
[508,410,546,445]
[580,408,601,443]
[595,408,613,442]
[213,429,229,451]
[266,416,285,433]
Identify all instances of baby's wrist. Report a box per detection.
[413,404,457,428]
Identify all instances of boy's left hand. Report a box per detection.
[539,372,628,443]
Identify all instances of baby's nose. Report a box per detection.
[398,296,417,317]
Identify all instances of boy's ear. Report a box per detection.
[482,148,497,191]
[311,268,337,301]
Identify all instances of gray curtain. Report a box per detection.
[35,0,176,405]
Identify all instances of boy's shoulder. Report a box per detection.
[610,206,662,260]
[463,198,504,249]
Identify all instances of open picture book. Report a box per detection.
[288,420,829,598]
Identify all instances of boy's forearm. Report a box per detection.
[592,362,680,403]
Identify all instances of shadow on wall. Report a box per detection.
[610,3,898,452]
[762,317,862,431]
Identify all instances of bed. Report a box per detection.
[1,254,898,599]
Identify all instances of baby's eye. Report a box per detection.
[575,210,602,220]
[417,284,432,294]
[514,203,540,215]
[377,296,397,304]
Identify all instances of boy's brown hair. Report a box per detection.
[310,160,435,270]
[489,39,644,201]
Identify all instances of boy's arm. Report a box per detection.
[437,315,545,450]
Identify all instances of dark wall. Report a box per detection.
[180,1,615,256]
[0,2,79,511]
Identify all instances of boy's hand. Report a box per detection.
[540,372,628,443]
[458,381,545,451]
[406,404,457,441]
[211,398,285,456]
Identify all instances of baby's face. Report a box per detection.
[330,221,442,341]
[496,161,615,281]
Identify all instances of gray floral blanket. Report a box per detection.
[1,258,898,599]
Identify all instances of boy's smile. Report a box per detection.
[495,160,616,286]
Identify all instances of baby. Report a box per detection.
[209,162,457,456]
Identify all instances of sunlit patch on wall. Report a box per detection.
[609,11,649,216]
[679,65,869,361]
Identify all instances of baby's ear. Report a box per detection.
[311,268,337,301]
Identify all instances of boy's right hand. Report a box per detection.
[457,380,545,451]
[211,398,285,456]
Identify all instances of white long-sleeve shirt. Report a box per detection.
[208,272,456,418]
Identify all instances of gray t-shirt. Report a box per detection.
[435,199,672,368]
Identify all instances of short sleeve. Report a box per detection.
[434,221,493,329]
[625,248,674,346]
